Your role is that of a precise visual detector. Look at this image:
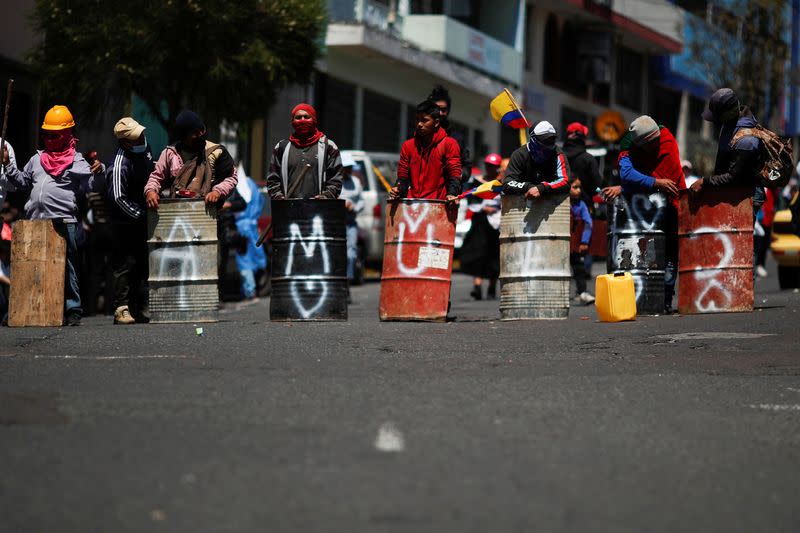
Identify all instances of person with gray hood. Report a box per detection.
[1,105,104,326]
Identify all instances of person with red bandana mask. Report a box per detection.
[266,103,343,200]
[1,105,105,326]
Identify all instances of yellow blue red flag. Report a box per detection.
[458,179,504,200]
[490,89,528,130]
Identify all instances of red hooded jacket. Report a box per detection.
[396,127,462,200]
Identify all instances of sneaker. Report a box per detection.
[114,306,135,325]
[579,292,596,305]
[64,312,81,326]
[756,265,768,278]
[470,286,482,301]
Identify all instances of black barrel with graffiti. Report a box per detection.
[269,199,348,321]
[606,192,667,315]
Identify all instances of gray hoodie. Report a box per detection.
[1,151,103,222]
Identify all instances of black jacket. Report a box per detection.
[563,137,601,208]
[708,107,761,187]
[106,145,155,223]
[502,144,571,196]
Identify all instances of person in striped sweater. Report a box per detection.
[106,117,154,325]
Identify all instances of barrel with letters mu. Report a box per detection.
[499,193,570,320]
[677,187,753,314]
[270,199,348,321]
[379,199,457,321]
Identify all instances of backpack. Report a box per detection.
[731,125,794,188]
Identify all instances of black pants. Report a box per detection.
[571,252,587,295]
[112,221,148,313]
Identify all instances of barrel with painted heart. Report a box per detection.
[379,199,457,321]
[606,192,668,315]
[270,199,348,321]
[678,187,753,314]
[499,193,571,320]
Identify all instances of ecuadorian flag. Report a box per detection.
[490,89,528,129]
[458,179,504,200]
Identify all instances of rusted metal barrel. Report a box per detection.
[379,199,456,321]
[678,187,753,314]
[148,199,219,323]
[270,199,348,321]
[499,193,570,320]
[607,192,667,315]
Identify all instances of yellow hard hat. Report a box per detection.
[41,105,76,131]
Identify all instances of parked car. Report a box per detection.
[339,150,399,266]
[770,207,800,288]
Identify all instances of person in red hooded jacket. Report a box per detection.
[266,103,343,200]
[389,99,461,201]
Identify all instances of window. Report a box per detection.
[615,45,643,112]
[524,6,535,72]
[561,22,586,98]
[543,14,560,86]
[362,89,401,152]
[648,85,681,133]
[314,74,356,148]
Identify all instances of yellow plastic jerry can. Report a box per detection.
[595,272,637,322]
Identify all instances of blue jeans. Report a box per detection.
[60,222,82,316]
[346,223,358,281]
[240,269,256,299]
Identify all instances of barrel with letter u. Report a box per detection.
[270,199,348,321]
[678,187,753,314]
[499,193,571,320]
[607,192,667,315]
[379,199,456,321]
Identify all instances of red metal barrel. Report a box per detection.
[678,187,753,314]
[379,199,457,321]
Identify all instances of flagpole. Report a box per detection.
[503,88,529,146]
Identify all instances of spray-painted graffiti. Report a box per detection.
[155,217,201,310]
[285,215,331,319]
[395,203,450,275]
[689,227,733,312]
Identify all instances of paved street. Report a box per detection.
[1,262,799,532]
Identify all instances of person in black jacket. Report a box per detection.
[563,122,601,210]
[429,85,471,189]
[692,88,764,215]
[502,121,570,199]
[107,117,154,324]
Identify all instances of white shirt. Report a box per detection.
[0,138,17,204]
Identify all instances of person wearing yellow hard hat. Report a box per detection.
[1,104,105,326]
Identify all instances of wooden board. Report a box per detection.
[8,220,66,327]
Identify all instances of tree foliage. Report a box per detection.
[31,0,326,132]
[686,0,789,127]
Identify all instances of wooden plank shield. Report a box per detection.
[8,220,66,327]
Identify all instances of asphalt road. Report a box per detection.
[1,261,799,532]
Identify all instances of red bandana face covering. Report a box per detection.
[40,130,77,177]
[289,103,324,148]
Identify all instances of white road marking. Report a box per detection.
[374,422,405,452]
[655,332,777,342]
[748,404,800,412]
[32,355,192,360]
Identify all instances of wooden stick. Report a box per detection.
[0,79,14,168]
[503,87,529,146]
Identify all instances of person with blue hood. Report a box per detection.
[691,88,765,215]
[232,164,267,300]
[502,120,570,199]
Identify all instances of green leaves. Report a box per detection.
[31,0,326,131]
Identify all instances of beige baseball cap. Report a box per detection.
[113,117,145,141]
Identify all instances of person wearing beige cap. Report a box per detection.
[106,116,154,325]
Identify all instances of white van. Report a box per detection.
[340,150,399,266]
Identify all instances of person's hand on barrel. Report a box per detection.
[525,186,541,200]
[205,190,221,205]
[602,186,621,201]
[690,177,704,193]
[654,178,679,197]
[145,190,160,210]
[446,195,458,204]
